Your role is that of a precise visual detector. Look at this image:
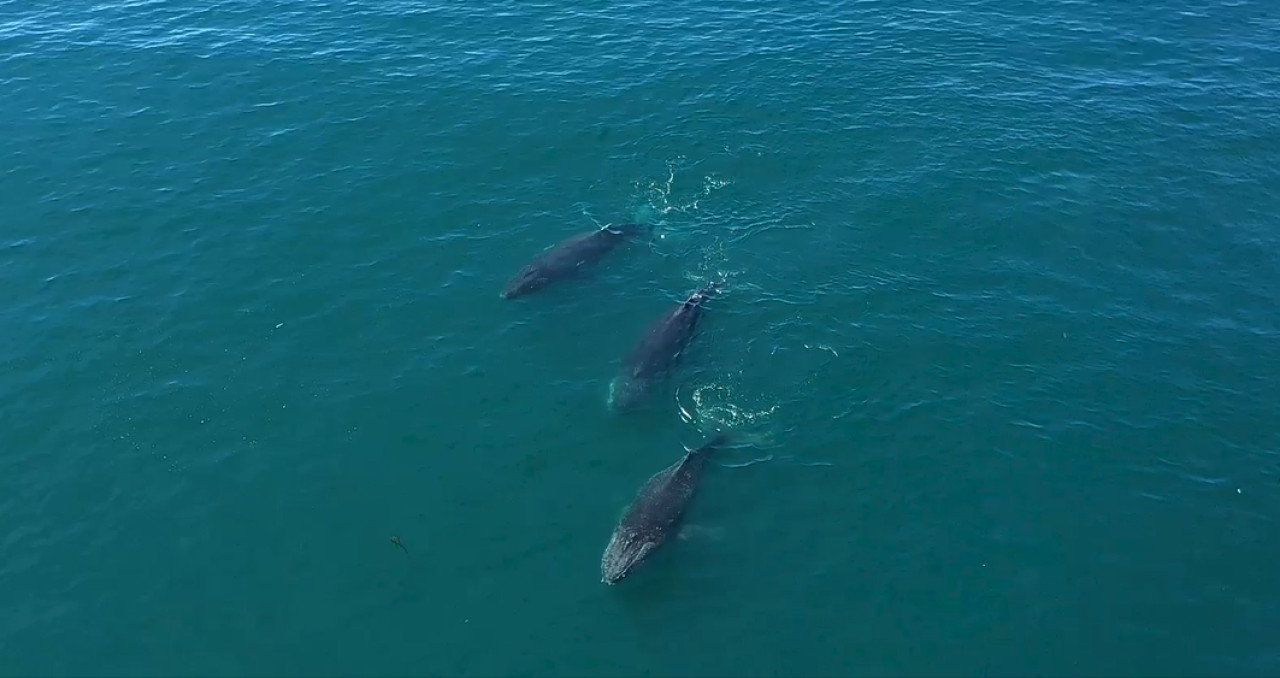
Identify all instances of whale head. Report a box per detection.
[600,529,659,584]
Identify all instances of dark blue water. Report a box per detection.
[2,0,1279,675]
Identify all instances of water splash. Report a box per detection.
[633,157,733,248]
[682,239,739,295]
[673,379,836,470]
[676,380,778,432]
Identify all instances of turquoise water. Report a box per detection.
[3,0,1279,674]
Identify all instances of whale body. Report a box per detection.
[502,223,643,299]
[600,433,730,584]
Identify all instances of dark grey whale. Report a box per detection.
[607,282,718,411]
[501,223,644,299]
[600,433,731,584]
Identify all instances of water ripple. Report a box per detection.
[2,0,1279,674]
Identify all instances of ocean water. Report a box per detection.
[2,0,1279,675]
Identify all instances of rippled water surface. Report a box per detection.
[2,0,1279,675]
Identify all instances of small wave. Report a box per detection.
[675,379,781,444]
[717,454,834,470]
[631,156,735,252]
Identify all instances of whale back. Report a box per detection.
[621,287,715,378]
[600,435,729,583]
[501,224,642,299]
[619,436,725,535]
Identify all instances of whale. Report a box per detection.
[607,282,718,411]
[501,223,644,299]
[600,433,731,584]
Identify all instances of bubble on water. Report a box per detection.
[678,381,778,431]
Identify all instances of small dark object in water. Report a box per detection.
[390,536,408,554]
